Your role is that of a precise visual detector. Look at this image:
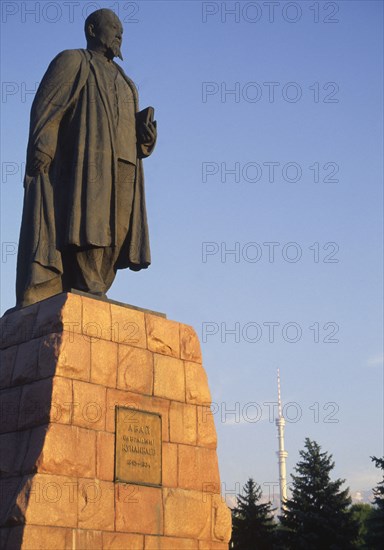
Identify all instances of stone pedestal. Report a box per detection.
[0,293,231,549]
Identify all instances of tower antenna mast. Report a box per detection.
[276,368,288,514]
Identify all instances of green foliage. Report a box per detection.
[370,456,384,509]
[364,456,384,549]
[231,478,276,550]
[350,503,375,548]
[280,438,359,549]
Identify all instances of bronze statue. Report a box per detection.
[16,8,157,307]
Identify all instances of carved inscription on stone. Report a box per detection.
[115,407,162,486]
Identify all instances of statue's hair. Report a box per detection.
[84,9,118,40]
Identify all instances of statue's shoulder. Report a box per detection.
[53,48,91,63]
[48,49,90,70]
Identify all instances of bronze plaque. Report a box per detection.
[115,407,162,486]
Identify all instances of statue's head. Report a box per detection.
[85,9,123,60]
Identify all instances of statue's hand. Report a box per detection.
[29,150,51,176]
[138,120,157,147]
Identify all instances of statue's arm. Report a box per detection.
[137,120,157,159]
[27,49,88,174]
[118,68,157,160]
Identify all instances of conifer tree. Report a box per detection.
[350,502,375,548]
[280,438,358,549]
[365,456,384,548]
[231,478,276,550]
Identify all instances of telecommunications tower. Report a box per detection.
[276,368,288,513]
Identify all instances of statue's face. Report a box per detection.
[95,12,123,59]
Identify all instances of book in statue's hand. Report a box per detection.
[136,106,155,127]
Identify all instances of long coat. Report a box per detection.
[16,49,153,302]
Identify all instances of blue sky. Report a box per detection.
[1,0,383,502]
